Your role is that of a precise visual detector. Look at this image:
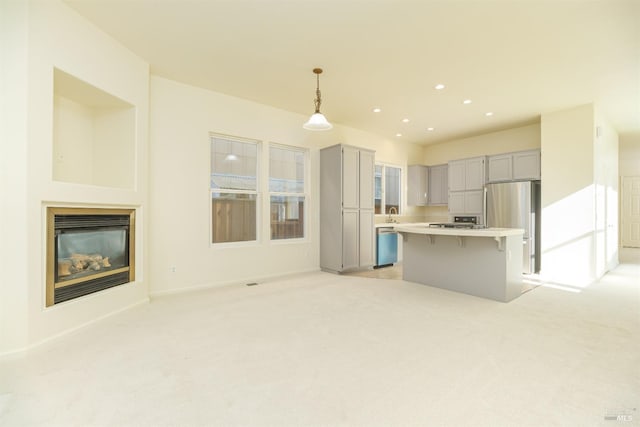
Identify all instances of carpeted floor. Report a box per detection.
[0,258,638,426]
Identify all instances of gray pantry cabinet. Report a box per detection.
[320,144,375,273]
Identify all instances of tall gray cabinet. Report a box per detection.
[320,144,375,273]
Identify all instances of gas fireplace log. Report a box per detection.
[60,253,112,275]
[58,260,72,276]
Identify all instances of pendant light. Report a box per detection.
[303,68,333,131]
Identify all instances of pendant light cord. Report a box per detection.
[314,73,322,113]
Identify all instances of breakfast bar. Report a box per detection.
[395,225,525,302]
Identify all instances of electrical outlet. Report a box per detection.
[169,266,177,273]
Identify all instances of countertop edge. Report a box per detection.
[394,225,524,237]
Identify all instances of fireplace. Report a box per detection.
[46,207,135,306]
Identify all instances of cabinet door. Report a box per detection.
[359,150,375,209]
[464,190,484,214]
[448,192,465,214]
[359,210,375,267]
[408,165,428,206]
[448,160,466,192]
[429,164,448,205]
[465,157,486,190]
[342,146,359,209]
[342,209,359,271]
[488,154,513,183]
[513,150,540,180]
[439,165,449,204]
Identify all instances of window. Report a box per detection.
[374,164,402,214]
[210,135,259,244]
[269,144,307,240]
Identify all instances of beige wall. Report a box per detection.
[619,133,640,176]
[0,0,150,355]
[1,0,30,354]
[421,123,541,165]
[148,76,421,296]
[540,104,618,286]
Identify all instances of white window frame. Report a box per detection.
[268,143,309,243]
[209,133,262,248]
[375,162,403,216]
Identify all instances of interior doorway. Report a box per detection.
[621,176,640,248]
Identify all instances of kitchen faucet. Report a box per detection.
[387,206,398,223]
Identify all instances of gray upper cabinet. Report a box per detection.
[487,154,513,182]
[487,149,540,182]
[465,157,486,190]
[320,144,375,274]
[448,159,466,192]
[513,150,541,180]
[407,165,428,206]
[448,156,486,191]
[428,164,448,205]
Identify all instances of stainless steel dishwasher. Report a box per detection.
[375,226,398,268]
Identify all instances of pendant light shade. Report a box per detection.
[303,113,332,130]
[303,68,333,131]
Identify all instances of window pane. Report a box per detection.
[385,166,401,214]
[374,165,382,215]
[270,196,304,240]
[269,146,304,193]
[212,193,257,243]
[211,137,257,190]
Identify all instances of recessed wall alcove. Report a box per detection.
[53,68,136,189]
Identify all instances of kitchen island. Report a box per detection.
[394,225,524,302]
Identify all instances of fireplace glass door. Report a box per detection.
[56,229,127,282]
[47,208,135,306]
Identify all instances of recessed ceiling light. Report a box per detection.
[373,107,382,113]
[396,133,402,137]
[402,118,410,123]
[427,127,435,132]
[463,99,472,104]
[435,84,445,90]
[485,112,494,117]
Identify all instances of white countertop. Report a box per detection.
[394,224,524,237]
[375,222,430,228]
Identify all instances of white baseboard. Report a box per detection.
[0,297,150,360]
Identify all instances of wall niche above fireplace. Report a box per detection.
[46,207,136,307]
[53,68,136,189]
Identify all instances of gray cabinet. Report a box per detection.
[408,164,449,206]
[448,156,486,219]
[428,164,448,205]
[448,190,483,215]
[465,157,486,190]
[448,156,485,191]
[488,154,513,182]
[407,165,428,206]
[320,144,375,273]
[513,150,541,180]
[488,149,540,182]
[448,159,467,192]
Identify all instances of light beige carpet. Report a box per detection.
[1,262,638,426]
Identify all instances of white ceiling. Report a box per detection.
[64,0,640,145]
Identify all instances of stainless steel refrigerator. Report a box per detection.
[485,181,540,274]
